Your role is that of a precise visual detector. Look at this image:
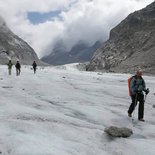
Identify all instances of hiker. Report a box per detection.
[32,61,37,74]
[7,60,13,75]
[15,61,21,76]
[128,70,149,121]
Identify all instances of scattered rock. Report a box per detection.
[104,126,133,138]
[2,86,13,89]
[97,72,103,75]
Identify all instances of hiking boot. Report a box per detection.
[128,113,132,117]
[139,118,145,122]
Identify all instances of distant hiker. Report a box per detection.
[7,60,13,75]
[127,70,149,121]
[32,61,37,74]
[15,61,21,76]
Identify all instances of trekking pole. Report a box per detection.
[132,93,138,121]
[144,93,148,103]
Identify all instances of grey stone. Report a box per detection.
[104,126,133,138]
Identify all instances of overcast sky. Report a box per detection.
[0,0,154,58]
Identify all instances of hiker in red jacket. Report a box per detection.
[128,70,149,121]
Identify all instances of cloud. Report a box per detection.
[0,0,154,57]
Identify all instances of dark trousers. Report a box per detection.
[33,67,36,74]
[128,94,144,119]
[16,68,21,76]
[8,68,11,75]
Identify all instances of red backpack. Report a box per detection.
[128,76,133,96]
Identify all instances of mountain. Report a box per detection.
[0,16,41,65]
[86,1,155,74]
[41,40,101,65]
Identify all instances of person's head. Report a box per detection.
[136,70,142,78]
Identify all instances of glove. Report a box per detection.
[145,88,149,95]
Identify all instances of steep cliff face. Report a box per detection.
[87,1,155,74]
[0,16,41,65]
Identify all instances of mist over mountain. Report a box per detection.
[41,40,101,65]
[0,16,41,65]
[87,1,155,74]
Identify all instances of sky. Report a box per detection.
[0,0,154,58]
[0,64,155,154]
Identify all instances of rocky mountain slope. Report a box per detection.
[87,1,155,74]
[0,16,41,65]
[41,41,101,65]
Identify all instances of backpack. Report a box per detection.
[8,62,13,69]
[16,63,21,69]
[33,62,37,68]
[128,75,145,96]
[128,76,133,96]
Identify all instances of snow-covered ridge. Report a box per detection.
[0,65,155,155]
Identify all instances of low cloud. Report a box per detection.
[0,0,154,57]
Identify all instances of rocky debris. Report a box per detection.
[87,1,155,74]
[76,62,89,71]
[104,126,133,138]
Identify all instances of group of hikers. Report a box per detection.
[7,60,37,75]
[6,59,150,121]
